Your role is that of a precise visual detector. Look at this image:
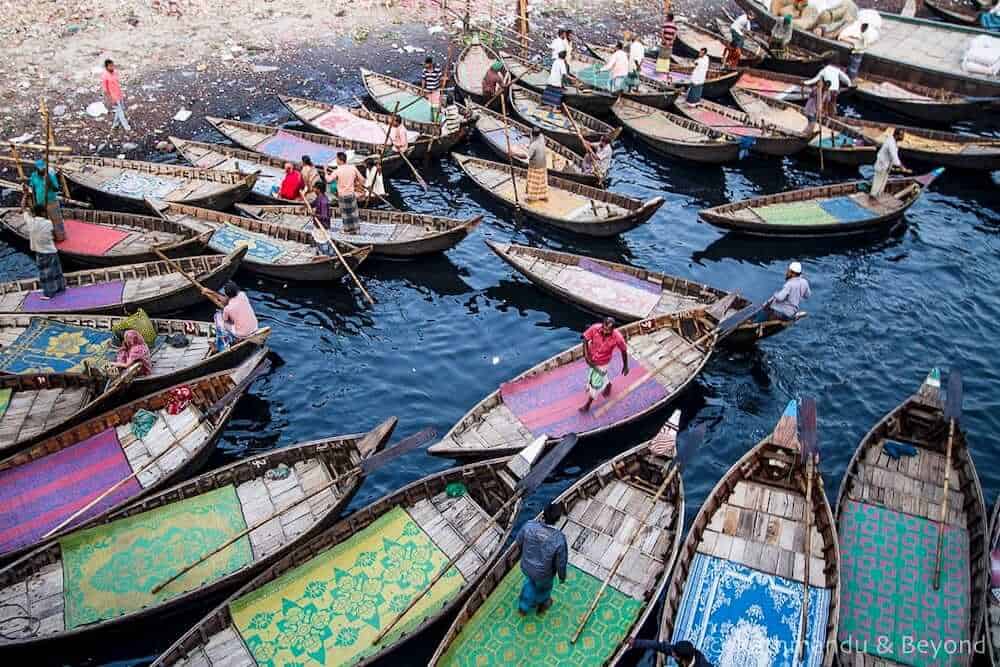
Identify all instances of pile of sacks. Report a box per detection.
[838,9,881,45]
[963,34,1000,75]
[769,0,858,37]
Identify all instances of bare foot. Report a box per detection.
[538,600,552,616]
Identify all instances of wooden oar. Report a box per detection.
[40,358,271,540]
[594,302,765,418]
[397,148,430,191]
[150,426,436,595]
[498,91,522,217]
[371,432,581,645]
[816,82,825,171]
[561,103,605,183]
[150,247,227,309]
[933,370,962,589]
[299,193,375,306]
[572,423,704,642]
[795,397,819,664]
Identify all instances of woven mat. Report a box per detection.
[737,72,799,98]
[558,264,660,319]
[0,318,114,373]
[60,484,251,629]
[314,106,420,145]
[258,130,341,166]
[672,552,830,667]
[683,105,761,137]
[328,219,395,244]
[750,200,840,226]
[838,499,971,667]
[500,353,668,437]
[818,196,875,223]
[231,506,465,666]
[100,173,181,199]
[574,64,616,92]
[56,220,130,256]
[209,224,289,263]
[0,388,10,421]
[374,90,435,124]
[22,280,125,314]
[0,428,140,556]
[438,564,642,666]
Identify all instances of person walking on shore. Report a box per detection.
[101,59,131,135]
[516,502,568,617]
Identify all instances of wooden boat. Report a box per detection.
[658,400,841,667]
[170,137,301,204]
[498,49,618,115]
[486,241,801,346]
[430,421,685,666]
[455,40,515,106]
[584,42,741,98]
[149,201,371,283]
[277,94,465,157]
[465,100,599,185]
[52,156,256,213]
[736,0,1000,99]
[0,207,211,267]
[0,312,271,398]
[674,20,765,66]
[612,97,741,163]
[699,170,943,237]
[152,444,552,667]
[453,153,663,237]
[987,496,1000,667]
[569,50,678,110]
[428,309,716,458]
[0,369,138,456]
[360,67,472,133]
[674,97,810,156]
[853,73,994,123]
[731,88,877,166]
[0,348,268,562]
[508,85,614,154]
[733,67,810,103]
[924,0,982,26]
[236,202,481,258]
[836,115,1000,171]
[711,16,836,76]
[0,418,395,649]
[0,250,246,316]
[204,117,409,177]
[834,369,988,667]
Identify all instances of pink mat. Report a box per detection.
[314,106,419,145]
[56,219,129,256]
[500,353,669,437]
[559,269,660,319]
[735,73,799,98]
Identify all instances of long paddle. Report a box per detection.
[151,246,227,309]
[561,103,605,184]
[150,426,436,595]
[371,432,581,645]
[816,81,825,171]
[572,422,704,642]
[933,370,962,589]
[40,358,271,540]
[594,301,766,418]
[795,397,819,664]
[498,91,522,217]
[299,193,376,306]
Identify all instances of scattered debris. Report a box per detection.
[86,102,108,118]
[173,108,192,122]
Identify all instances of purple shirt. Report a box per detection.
[313,192,331,227]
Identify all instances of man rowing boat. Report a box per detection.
[580,316,629,413]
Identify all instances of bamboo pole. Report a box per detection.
[932,418,956,589]
[794,453,815,663]
[299,193,376,306]
[151,247,227,308]
[498,91,522,214]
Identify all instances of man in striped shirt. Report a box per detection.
[422,56,443,122]
[658,11,678,74]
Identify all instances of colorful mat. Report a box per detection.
[0,428,140,555]
[559,266,661,320]
[683,106,762,137]
[314,106,420,145]
[328,220,395,244]
[438,564,642,666]
[640,58,682,83]
[818,196,873,222]
[374,91,435,124]
[574,64,617,92]
[736,73,801,99]
[816,133,861,148]
[0,388,10,420]
[672,552,830,667]
[750,197,873,227]
[209,224,288,263]
[258,130,341,166]
[56,220,130,256]
[101,172,181,199]
[482,126,530,153]
[578,258,661,295]
[0,318,114,373]
[22,281,125,313]
[500,353,668,437]
[60,484,251,629]
[231,506,464,666]
[838,499,970,667]
[524,105,574,132]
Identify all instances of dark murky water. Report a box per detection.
[5,64,1000,666]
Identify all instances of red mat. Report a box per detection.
[56,219,130,256]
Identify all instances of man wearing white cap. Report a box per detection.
[762,262,811,321]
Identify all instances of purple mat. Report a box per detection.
[578,258,661,295]
[0,428,140,554]
[500,354,670,437]
[22,280,125,313]
[258,131,342,166]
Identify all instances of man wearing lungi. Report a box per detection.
[580,316,629,412]
[515,502,568,616]
[326,152,362,234]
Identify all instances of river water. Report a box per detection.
[4,69,999,665]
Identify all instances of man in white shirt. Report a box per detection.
[844,23,875,78]
[871,128,911,197]
[550,29,568,64]
[601,41,630,92]
[628,34,646,78]
[687,48,710,103]
[542,51,569,108]
[730,13,751,50]
[804,64,851,115]
[21,188,66,300]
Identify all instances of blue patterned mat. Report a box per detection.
[209,224,288,263]
[818,196,874,223]
[0,318,114,373]
[672,553,831,667]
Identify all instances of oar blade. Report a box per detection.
[945,370,963,421]
[799,397,819,460]
[516,433,579,496]
[360,427,437,474]
[718,302,765,336]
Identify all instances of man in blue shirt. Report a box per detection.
[516,502,568,616]
[28,159,65,241]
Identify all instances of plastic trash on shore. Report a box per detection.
[173,108,192,122]
[86,102,108,118]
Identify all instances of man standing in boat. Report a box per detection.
[421,56,443,123]
[628,639,712,667]
[28,159,65,242]
[516,502,568,616]
[770,14,794,56]
[871,127,911,198]
[759,262,811,322]
[842,22,875,79]
[580,316,630,413]
[658,11,679,75]
[804,64,851,116]
[688,48,710,104]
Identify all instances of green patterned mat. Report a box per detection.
[750,200,840,226]
[0,388,10,420]
[60,485,251,629]
[377,91,435,124]
[231,505,465,666]
[438,564,642,666]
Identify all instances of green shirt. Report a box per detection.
[29,169,60,205]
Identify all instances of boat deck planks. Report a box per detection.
[0,386,91,448]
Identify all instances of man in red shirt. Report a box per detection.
[275,163,304,201]
[101,59,131,134]
[580,317,629,412]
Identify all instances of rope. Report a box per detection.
[0,602,40,640]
